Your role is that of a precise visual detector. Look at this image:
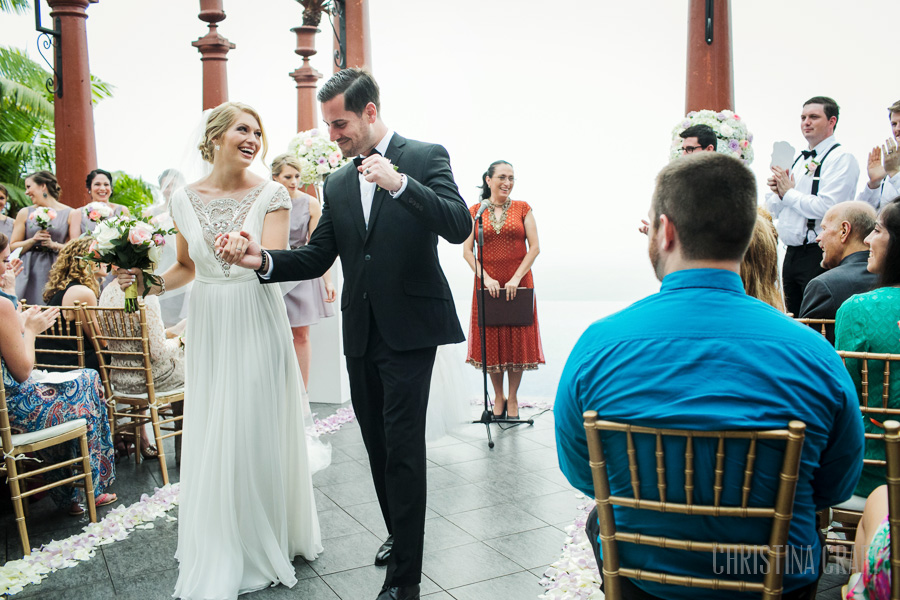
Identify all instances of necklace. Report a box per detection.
[488,198,511,234]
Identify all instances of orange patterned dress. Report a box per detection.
[466,200,545,372]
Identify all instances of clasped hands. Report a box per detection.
[482,273,522,301]
[867,137,900,187]
[214,231,262,270]
[767,167,795,198]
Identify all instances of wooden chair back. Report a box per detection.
[21,301,86,370]
[794,317,835,342]
[583,411,806,599]
[883,420,900,600]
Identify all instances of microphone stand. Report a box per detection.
[471,207,532,449]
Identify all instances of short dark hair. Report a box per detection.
[480,160,513,200]
[651,153,757,262]
[876,196,900,287]
[680,124,717,150]
[86,168,113,193]
[804,96,840,129]
[317,68,380,115]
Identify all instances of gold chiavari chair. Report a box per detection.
[584,411,806,600]
[794,317,835,342]
[0,375,97,555]
[20,301,86,370]
[80,302,184,485]
[882,420,900,600]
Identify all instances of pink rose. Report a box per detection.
[152,234,166,246]
[734,114,741,120]
[328,151,341,167]
[304,138,314,147]
[740,140,749,149]
[47,208,57,220]
[128,227,151,245]
[89,210,100,221]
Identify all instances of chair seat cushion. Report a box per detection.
[114,387,184,400]
[835,494,867,512]
[10,418,87,447]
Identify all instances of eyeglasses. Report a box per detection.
[681,145,704,154]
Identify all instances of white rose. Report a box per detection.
[94,223,119,252]
[719,124,734,137]
[316,163,331,175]
[148,245,162,265]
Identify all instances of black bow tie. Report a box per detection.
[352,148,382,168]
[801,149,817,160]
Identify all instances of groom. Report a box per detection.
[220,69,471,600]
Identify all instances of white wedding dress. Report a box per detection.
[170,181,324,599]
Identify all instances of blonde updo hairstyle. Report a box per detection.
[270,153,302,178]
[198,102,268,165]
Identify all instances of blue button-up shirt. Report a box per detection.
[555,268,863,599]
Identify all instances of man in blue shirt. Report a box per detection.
[555,152,864,600]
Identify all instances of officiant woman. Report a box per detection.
[463,160,544,419]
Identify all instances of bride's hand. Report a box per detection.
[115,267,145,295]
[215,231,262,269]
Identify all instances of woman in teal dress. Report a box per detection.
[0,287,116,515]
[836,195,900,498]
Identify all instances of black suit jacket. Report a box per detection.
[798,250,877,341]
[263,134,472,357]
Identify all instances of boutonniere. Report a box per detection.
[805,159,821,175]
[377,164,401,192]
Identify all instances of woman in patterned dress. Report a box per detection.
[80,168,130,234]
[270,153,335,388]
[463,160,545,419]
[0,283,116,516]
[10,171,82,305]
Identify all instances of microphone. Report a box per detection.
[474,200,490,220]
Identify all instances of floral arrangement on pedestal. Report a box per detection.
[670,109,754,165]
[83,215,175,311]
[287,129,348,186]
[28,207,56,230]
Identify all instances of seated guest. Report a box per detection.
[857,100,900,211]
[555,153,864,600]
[0,296,116,515]
[799,201,877,342]
[845,485,891,599]
[836,196,900,500]
[740,208,785,311]
[0,233,23,306]
[35,238,103,372]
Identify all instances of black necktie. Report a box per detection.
[801,149,817,160]
[352,148,382,169]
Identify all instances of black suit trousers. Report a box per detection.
[345,307,436,587]
[783,244,825,316]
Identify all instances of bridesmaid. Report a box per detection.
[10,171,81,305]
[81,168,130,234]
[0,185,14,240]
[270,153,336,388]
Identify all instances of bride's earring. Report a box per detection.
[214,144,220,151]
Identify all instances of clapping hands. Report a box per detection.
[866,138,899,187]
[1,257,22,297]
[768,166,795,198]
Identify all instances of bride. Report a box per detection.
[116,102,323,599]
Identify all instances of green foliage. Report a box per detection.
[112,171,154,215]
[0,0,30,15]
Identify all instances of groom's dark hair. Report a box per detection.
[318,68,380,115]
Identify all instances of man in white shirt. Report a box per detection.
[857,100,900,210]
[765,96,860,315]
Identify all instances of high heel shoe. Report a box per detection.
[507,398,520,420]
[492,398,507,420]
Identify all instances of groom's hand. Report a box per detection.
[215,231,263,270]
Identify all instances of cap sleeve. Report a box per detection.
[267,185,292,213]
[520,200,532,216]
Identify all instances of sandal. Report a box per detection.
[95,492,117,507]
[140,443,159,459]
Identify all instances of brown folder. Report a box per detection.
[477,287,534,327]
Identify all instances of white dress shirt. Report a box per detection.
[765,135,860,247]
[857,172,900,211]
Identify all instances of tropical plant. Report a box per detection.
[0,0,29,15]
[112,171,155,216]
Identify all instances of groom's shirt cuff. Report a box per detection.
[258,251,274,279]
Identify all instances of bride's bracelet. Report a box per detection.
[156,277,166,297]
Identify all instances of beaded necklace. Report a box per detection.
[488,198,511,234]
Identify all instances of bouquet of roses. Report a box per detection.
[84,215,175,311]
[29,207,57,230]
[82,201,114,223]
[287,128,348,185]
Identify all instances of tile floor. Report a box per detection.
[0,403,851,599]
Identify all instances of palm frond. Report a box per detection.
[0,76,54,120]
[0,0,30,15]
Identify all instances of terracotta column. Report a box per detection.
[47,0,97,209]
[290,26,323,133]
[333,0,371,71]
[192,0,235,111]
[685,0,733,113]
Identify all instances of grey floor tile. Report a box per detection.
[532,466,574,488]
[444,504,548,540]
[111,566,178,599]
[340,501,389,538]
[447,570,543,600]
[426,483,504,517]
[474,472,566,501]
[426,443,492,466]
[422,541,522,589]
[441,457,527,484]
[423,516,477,552]
[483,526,567,570]
[13,546,112,598]
[247,576,341,599]
[467,434,546,456]
[19,579,117,599]
[313,459,374,487]
[328,447,356,465]
[318,507,367,540]
[506,448,561,471]
[426,465,470,491]
[322,565,441,599]
[314,488,340,512]
[519,490,585,525]
[307,530,384,576]
[102,519,179,580]
[294,556,318,580]
[422,592,455,600]
[318,477,379,508]
[341,443,371,460]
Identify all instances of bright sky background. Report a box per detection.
[2,0,897,308]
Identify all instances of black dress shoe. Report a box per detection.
[375,584,420,600]
[374,535,394,566]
